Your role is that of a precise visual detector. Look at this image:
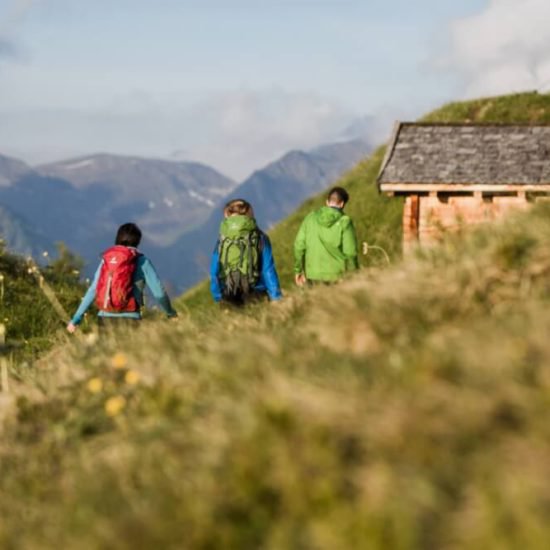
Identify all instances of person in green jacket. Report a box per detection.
[294,186,359,286]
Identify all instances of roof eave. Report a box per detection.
[376,121,402,191]
[380,183,550,194]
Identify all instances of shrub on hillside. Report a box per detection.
[0,243,85,347]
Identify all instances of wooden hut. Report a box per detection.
[377,123,550,252]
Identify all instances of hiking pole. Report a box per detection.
[362,242,390,265]
[26,258,70,324]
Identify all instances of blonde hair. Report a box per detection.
[223,199,253,217]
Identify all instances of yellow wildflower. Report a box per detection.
[105,395,126,417]
[110,352,128,370]
[85,332,98,346]
[87,377,103,394]
[125,370,141,385]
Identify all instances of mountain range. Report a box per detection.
[37,154,236,246]
[0,153,236,269]
[0,139,371,291]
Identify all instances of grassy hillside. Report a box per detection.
[3,203,550,548]
[423,90,550,123]
[182,91,550,313]
[5,91,550,548]
[180,148,404,315]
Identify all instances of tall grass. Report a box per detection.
[3,204,550,548]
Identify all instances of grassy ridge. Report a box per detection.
[3,204,550,548]
[423,90,550,123]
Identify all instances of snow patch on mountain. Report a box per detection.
[61,159,96,171]
[189,190,215,207]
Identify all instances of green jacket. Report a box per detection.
[294,206,359,281]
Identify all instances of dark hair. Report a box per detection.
[115,223,142,247]
[327,186,349,205]
[224,198,253,217]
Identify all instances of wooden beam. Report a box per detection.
[402,194,420,256]
[380,183,550,193]
[404,195,419,238]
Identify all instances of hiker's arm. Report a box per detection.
[342,219,359,270]
[210,243,223,302]
[70,263,101,326]
[141,258,177,317]
[293,219,307,275]
[261,236,282,301]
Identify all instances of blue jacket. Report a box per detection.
[210,232,282,302]
[70,250,177,325]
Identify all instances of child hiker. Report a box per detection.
[210,199,282,306]
[67,222,177,332]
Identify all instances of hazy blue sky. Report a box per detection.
[0,0,547,179]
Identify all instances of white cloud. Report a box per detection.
[0,38,17,58]
[0,88,356,180]
[179,89,355,178]
[437,0,550,97]
[0,0,38,60]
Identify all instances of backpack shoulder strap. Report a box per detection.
[257,230,266,252]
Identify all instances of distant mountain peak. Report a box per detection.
[0,153,32,186]
[310,138,369,157]
[37,152,237,181]
[0,152,237,251]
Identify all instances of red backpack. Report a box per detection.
[95,245,140,312]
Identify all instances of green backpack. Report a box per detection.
[218,215,262,298]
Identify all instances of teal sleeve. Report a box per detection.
[141,257,177,317]
[293,218,307,274]
[71,263,102,325]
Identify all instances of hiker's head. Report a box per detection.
[326,187,349,209]
[224,199,254,218]
[115,223,142,247]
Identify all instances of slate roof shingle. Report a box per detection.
[378,123,550,186]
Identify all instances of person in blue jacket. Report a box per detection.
[67,222,177,333]
[210,199,282,306]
